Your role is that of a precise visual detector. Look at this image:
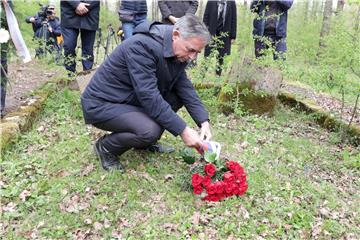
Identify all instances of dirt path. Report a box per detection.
[3,61,63,116]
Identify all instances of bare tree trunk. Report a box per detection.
[356,6,360,32]
[197,0,204,18]
[319,0,333,49]
[312,0,320,19]
[336,0,345,14]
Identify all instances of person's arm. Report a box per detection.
[173,71,209,128]
[84,0,100,11]
[158,1,172,20]
[124,42,187,137]
[186,0,199,14]
[64,0,81,9]
[51,19,61,37]
[277,0,294,11]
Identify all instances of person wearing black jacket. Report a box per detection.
[60,0,99,76]
[203,0,237,76]
[250,0,293,60]
[81,15,212,173]
[118,0,147,40]
[158,0,198,25]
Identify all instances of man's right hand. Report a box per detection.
[180,126,203,149]
[75,3,90,15]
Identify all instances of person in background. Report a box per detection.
[158,0,198,25]
[250,0,293,60]
[0,0,12,118]
[118,0,147,40]
[81,15,212,173]
[60,0,100,76]
[203,0,237,76]
[25,4,61,57]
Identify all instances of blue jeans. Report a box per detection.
[62,28,96,73]
[121,13,147,40]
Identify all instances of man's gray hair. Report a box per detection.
[174,14,211,44]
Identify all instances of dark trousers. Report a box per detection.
[254,34,287,60]
[1,41,8,116]
[62,27,96,73]
[92,93,183,156]
[204,29,228,76]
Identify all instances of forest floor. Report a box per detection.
[1,62,359,239]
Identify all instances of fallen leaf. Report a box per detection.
[19,189,31,202]
[164,174,173,181]
[93,222,103,231]
[192,211,200,225]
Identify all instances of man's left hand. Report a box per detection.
[200,121,212,141]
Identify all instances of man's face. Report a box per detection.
[172,31,206,62]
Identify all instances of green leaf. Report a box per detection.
[179,148,196,164]
[204,151,217,163]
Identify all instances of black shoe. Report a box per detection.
[94,136,125,173]
[145,143,175,153]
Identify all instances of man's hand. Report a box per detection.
[168,15,179,24]
[200,121,212,141]
[29,17,36,23]
[180,126,203,149]
[48,26,53,33]
[75,3,90,15]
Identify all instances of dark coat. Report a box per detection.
[81,22,209,136]
[33,17,62,39]
[250,0,293,38]
[158,0,198,24]
[60,0,100,31]
[120,0,147,13]
[203,0,237,57]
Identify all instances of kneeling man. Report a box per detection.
[81,14,212,172]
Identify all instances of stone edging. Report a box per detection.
[278,90,360,145]
[0,80,66,151]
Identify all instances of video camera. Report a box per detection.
[37,3,54,19]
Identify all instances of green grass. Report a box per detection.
[1,87,359,239]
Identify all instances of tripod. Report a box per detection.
[103,24,119,60]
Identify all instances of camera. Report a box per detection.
[37,4,54,19]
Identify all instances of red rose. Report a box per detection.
[226,161,239,171]
[193,185,203,195]
[235,175,247,184]
[206,184,216,195]
[204,163,216,177]
[214,181,224,194]
[238,182,248,195]
[223,172,235,183]
[224,182,234,194]
[192,174,203,187]
[202,176,212,188]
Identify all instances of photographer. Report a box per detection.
[25,4,61,57]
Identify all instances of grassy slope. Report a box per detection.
[1,88,359,239]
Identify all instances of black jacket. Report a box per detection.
[60,0,99,31]
[120,0,147,13]
[203,0,237,57]
[250,0,293,38]
[158,0,198,24]
[81,22,209,136]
